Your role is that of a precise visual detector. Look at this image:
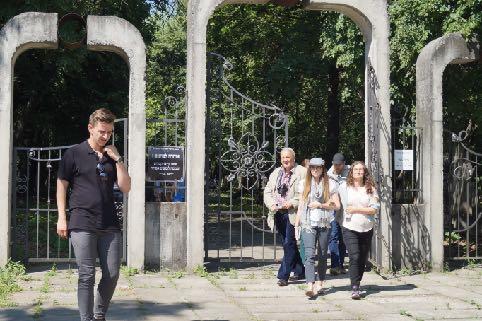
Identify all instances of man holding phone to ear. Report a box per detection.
[56,108,131,321]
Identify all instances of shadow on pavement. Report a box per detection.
[324,283,418,297]
[0,300,200,321]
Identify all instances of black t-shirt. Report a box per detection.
[58,140,119,231]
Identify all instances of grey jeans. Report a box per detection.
[301,226,331,283]
[71,230,122,321]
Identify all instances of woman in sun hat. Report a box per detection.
[294,157,340,298]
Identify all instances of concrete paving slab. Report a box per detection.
[1,267,482,321]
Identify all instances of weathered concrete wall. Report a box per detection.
[145,202,187,270]
[0,12,58,267]
[87,16,146,270]
[392,205,430,270]
[416,33,479,271]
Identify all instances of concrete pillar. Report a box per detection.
[186,0,270,270]
[187,0,392,270]
[416,33,479,271]
[0,12,58,267]
[87,16,147,270]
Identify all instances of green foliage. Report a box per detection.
[445,231,462,242]
[120,265,139,277]
[0,260,25,307]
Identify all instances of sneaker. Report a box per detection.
[277,279,288,286]
[329,267,340,276]
[351,286,361,300]
[289,274,305,281]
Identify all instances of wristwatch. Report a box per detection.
[116,156,124,164]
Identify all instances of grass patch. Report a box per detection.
[39,264,57,294]
[120,265,140,289]
[32,298,43,319]
[399,309,412,317]
[0,260,26,307]
[193,265,220,287]
[120,265,139,277]
[297,284,307,291]
[469,300,481,310]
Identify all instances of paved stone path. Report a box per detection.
[1,264,481,321]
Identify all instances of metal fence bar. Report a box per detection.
[36,153,40,259]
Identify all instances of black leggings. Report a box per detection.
[342,227,373,287]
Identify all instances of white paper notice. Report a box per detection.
[394,150,413,171]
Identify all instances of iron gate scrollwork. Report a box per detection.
[443,122,481,260]
[205,52,288,262]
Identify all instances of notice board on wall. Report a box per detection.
[147,146,184,182]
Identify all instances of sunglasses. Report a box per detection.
[97,162,107,178]
[309,166,323,170]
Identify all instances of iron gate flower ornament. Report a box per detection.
[221,133,275,190]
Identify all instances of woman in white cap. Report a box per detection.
[294,157,340,297]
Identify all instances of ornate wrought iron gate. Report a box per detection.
[444,124,482,261]
[205,53,288,263]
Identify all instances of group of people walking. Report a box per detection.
[264,148,379,300]
[56,108,378,321]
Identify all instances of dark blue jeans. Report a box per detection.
[274,212,304,281]
[329,220,346,269]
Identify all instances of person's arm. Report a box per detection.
[105,145,131,193]
[115,161,131,193]
[321,192,340,211]
[56,179,69,239]
[346,206,377,215]
[346,189,379,215]
[264,171,278,212]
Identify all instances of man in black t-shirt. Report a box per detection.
[57,108,131,321]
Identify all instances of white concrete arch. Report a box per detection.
[0,12,58,267]
[0,13,146,270]
[416,33,479,271]
[186,0,392,270]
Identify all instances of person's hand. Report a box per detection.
[57,219,68,239]
[104,145,121,162]
[282,201,292,209]
[346,206,356,214]
[271,204,278,212]
[308,201,322,209]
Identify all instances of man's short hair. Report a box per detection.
[89,108,116,126]
[280,147,295,158]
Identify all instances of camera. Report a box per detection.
[277,183,288,197]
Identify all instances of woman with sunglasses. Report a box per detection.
[338,161,379,299]
[294,157,340,297]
